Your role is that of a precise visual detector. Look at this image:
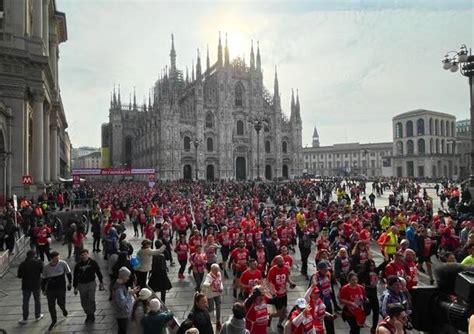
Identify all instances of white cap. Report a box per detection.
[138,288,152,300]
[148,298,161,312]
[295,298,307,309]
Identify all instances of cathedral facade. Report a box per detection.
[101,34,303,181]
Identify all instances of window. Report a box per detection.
[336,154,340,158]
[406,120,413,137]
[282,141,287,154]
[430,138,434,153]
[436,138,439,153]
[344,153,348,158]
[407,140,414,155]
[396,141,404,155]
[236,120,244,135]
[441,120,445,136]
[429,118,433,135]
[205,112,213,128]
[446,121,450,137]
[184,136,191,151]
[435,119,439,135]
[235,82,244,106]
[417,119,425,135]
[265,140,271,153]
[441,139,445,154]
[451,123,455,137]
[417,138,425,154]
[207,137,213,151]
[395,122,403,138]
[328,154,332,158]
[371,160,375,168]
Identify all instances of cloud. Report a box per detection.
[57,0,474,149]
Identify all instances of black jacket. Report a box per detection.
[73,258,103,288]
[18,257,44,290]
[187,307,213,334]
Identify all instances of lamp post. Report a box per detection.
[193,138,202,181]
[442,44,474,190]
[249,116,267,180]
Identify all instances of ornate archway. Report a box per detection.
[183,164,192,180]
[236,157,246,181]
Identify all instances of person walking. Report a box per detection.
[187,293,213,334]
[41,251,72,331]
[112,266,139,334]
[141,298,175,334]
[220,301,249,334]
[135,239,165,289]
[33,222,51,262]
[130,288,152,334]
[73,248,105,323]
[148,240,172,303]
[201,263,223,331]
[17,250,44,324]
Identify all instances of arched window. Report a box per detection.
[184,136,191,151]
[396,141,404,155]
[395,122,403,138]
[407,140,414,154]
[236,120,244,135]
[417,138,425,154]
[406,121,414,137]
[440,120,445,136]
[436,138,439,153]
[282,141,287,154]
[441,139,445,154]
[446,121,450,137]
[235,82,244,106]
[451,123,455,137]
[205,112,213,128]
[207,137,213,152]
[435,119,439,135]
[430,138,434,153]
[429,118,433,135]
[265,140,271,153]
[416,119,425,136]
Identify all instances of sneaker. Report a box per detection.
[18,319,28,325]
[62,309,68,317]
[48,322,57,331]
[35,314,44,321]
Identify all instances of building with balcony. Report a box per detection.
[0,0,70,198]
[456,119,471,180]
[392,109,458,178]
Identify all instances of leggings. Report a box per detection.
[178,259,187,275]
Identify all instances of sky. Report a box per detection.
[57,0,474,148]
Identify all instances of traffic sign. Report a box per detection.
[22,175,33,185]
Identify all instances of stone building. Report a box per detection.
[0,0,70,198]
[102,34,303,180]
[303,126,393,177]
[392,109,458,178]
[73,151,101,169]
[456,119,471,180]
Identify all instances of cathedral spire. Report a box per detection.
[110,91,113,108]
[133,86,136,109]
[256,41,261,72]
[117,84,121,106]
[206,44,210,72]
[312,125,320,147]
[170,34,177,77]
[113,84,117,106]
[192,60,195,81]
[296,89,301,121]
[129,93,131,110]
[273,66,280,108]
[148,89,152,110]
[217,31,223,66]
[250,40,255,70]
[196,48,202,79]
[185,66,189,83]
[224,33,230,67]
[290,88,295,118]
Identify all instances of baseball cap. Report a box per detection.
[295,298,308,309]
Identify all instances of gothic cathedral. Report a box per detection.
[101,34,303,181]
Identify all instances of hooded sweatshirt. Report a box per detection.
[220,316,249,334]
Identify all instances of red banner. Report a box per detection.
[72,168,155,176]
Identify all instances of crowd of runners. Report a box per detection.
[3,177,474,334]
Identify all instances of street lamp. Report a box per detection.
[193,138,202,181]
[442,44,474,190]
[249,116,268,180]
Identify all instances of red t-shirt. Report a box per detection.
[290,309,316,334]
[240,269,262,295]
[267,265,290,297]
[35,226,51,245]
[174,242,189,261]
[338,283,366,326]
[231,248,249,272]
[384,261,406,278]
[245,300,269,334]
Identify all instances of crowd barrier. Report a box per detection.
[0,234,28,278]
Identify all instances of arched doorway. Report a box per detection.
[206,165,215,181]
[235,157,246,181]
[282,165,289,179]
[265,165,272,180]
[183,164,192,180]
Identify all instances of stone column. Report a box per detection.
[50,125,58,181]
[32,91,44,184]
[32,0,43,38]
[43,107,50,182]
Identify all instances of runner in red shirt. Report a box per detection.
[230,241,250,299]
[245,286,269,334]
[174,234,189,279]
[217,226,232,278]
[240,259,263,297]
[289,298,316,334]
[267,255,296,330]
[404,249,418,290]
[338,272,367,332]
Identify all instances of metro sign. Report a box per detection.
[22,175,33,185]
